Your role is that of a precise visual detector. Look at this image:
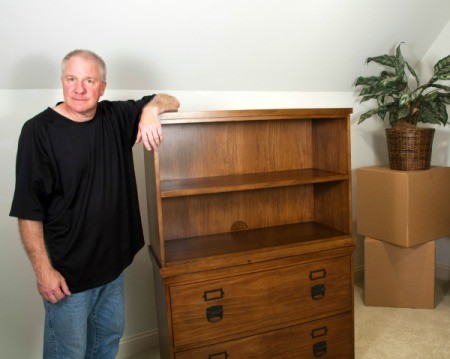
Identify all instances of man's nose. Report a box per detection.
[74,81,86,93]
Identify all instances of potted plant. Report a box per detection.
[355,43,450,170]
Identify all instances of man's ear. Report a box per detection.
[100,81,107,96]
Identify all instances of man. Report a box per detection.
[9,49,179,358]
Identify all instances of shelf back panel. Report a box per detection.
[314,180,351,234]
[162,185,314,241]
[312,118,350,174]
[158,120,314,181]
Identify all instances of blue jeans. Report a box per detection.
[43,273,125,359]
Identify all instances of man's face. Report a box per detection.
[61,55,106,118]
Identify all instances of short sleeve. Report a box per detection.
[9,120,55,220]
[104,95,155,146]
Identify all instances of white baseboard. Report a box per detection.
[116,329,159,359]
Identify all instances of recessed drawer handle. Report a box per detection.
[311,284,326,300]
[309,269,327,281]
[206,305,224,322]
[313,341,327,357]
[311,326,328,338]
[209,351,229,359]
[203,288,225,301]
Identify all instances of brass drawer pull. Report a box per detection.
[309,269,327,281]
[313,341,327,357]
[203,288,225,301]
[206,305,224,322]
[311,326,328,338]
[311,284,326,300]
[209,351,229,359]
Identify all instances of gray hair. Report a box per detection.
[61,49,107,82]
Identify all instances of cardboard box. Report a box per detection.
[357,166,450,247]
[364,237,435,309]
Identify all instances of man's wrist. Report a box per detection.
[143,101,162,116]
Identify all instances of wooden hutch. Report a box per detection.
[144,108,355,358]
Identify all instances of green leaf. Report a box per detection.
[399,92,419,106]
[378,107,387,119]
[359,84,389,98]
[434,54,450,75]
[397,106,410,120]
[367,54,396,68]
[438,93,450,104]
[416,98,448,125]
[383,102,400,126]
[356,73,406,99]
[358,106,388,124]
[406,61,420,87]
[358,108,383,123]
[356,83,376,94]
[385,102,402,126]
[435,71,450,81]
[380,71,398,81]
[423,92,439,102]
[395,44,406,79]
[377,95,388,107]
[382,75,405,90]
[356,76,382,87]
[431,83,450,91]
[360,94,380,102]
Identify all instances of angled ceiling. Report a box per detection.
[1,0,449,91]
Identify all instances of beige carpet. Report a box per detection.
[128,279,450,359]
[355,278,450,358]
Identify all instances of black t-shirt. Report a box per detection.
[10,95,155,293]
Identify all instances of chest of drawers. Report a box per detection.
[176,312,353,359]
[144,109,354,358]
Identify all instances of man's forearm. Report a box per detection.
[18,219,53,275]
[18,219,71,302]
[144,93,180,115]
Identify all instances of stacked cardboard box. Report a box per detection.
[356,166,450,309]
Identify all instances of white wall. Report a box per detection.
[1,0,450,91]
[420,20,450,276]
[1,1,449,358]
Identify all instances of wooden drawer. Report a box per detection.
[175,312,353,358]
[170,255,352,347]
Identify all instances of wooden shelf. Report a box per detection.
[144,109,354,358]
[159,108,353,124]
[164,221,348,265]
[161,169,348,198]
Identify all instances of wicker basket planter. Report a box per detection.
[386,124,435,171]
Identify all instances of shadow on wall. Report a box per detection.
[355,128,389,166]
[432,128,450,166]
[6,52,162,90]
[107,55,161,90]
[7,54,60,89]
[369,131,389,165]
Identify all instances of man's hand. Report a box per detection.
[136,105,163,151]
[136,94,180,151]
[18,219,71,303]
[36,265,71,304]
